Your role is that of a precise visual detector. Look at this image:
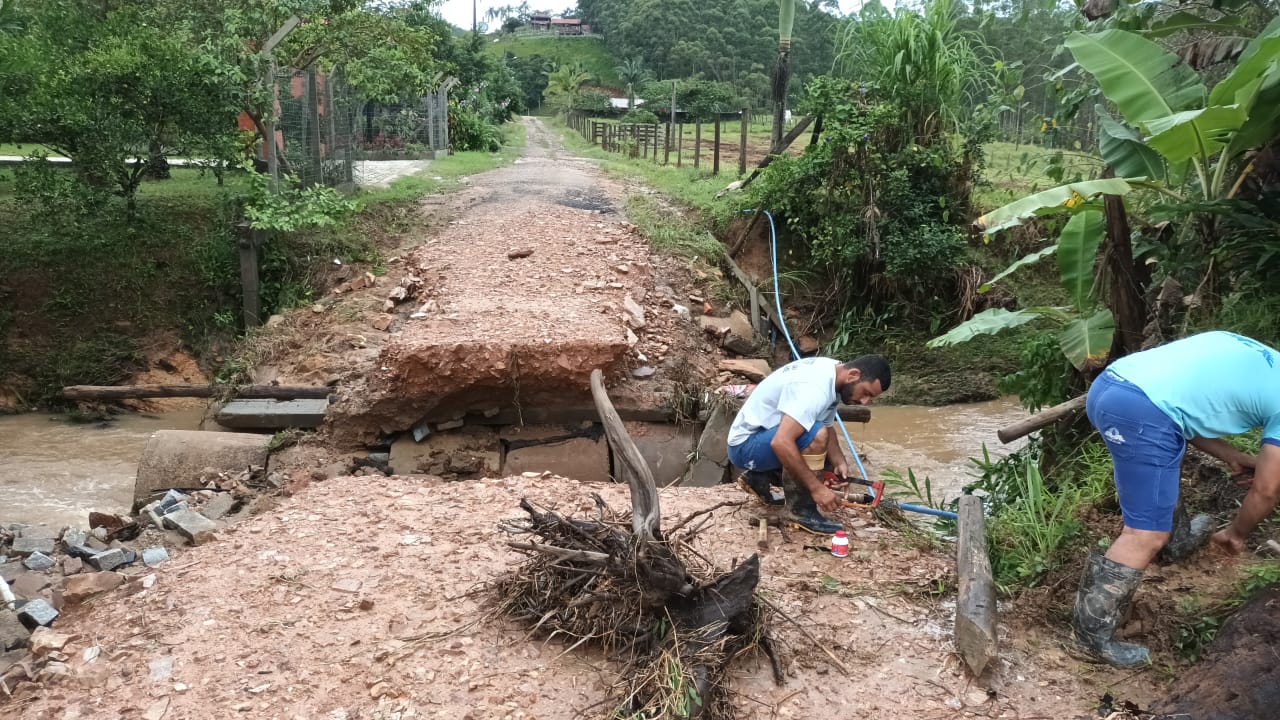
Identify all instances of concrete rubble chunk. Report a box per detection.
[61,557,83,576]
[718,359,772,383]
[164,510,217,545]
[17,598,58,628]
[87,548,126,572]
[215,398,329,430]
[142,548,169,567]
[158,489,188,511]
[0,611,30,651]
[29,627,71,656]
[0,561,21,583]
[199,493,235,521]
[622,294,646,329]
[134,430,271,505]
[22,553,54,572]
[12,573,49,598]
[64,572,125,604]
[10,537,56,557]
[19,525,60,540]
[721,332,758,357]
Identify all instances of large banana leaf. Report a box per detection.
[1057,210,1105,311]
[978,245,1057,293]
[1143,104,1248,163]
[1208,36,1280,106]
[927,308,1047,348]
[977,178,1132,234]
[1145,11,1247,39]
[1097,108,1165,180]
[1058,309,1115,369]
[1064,30,1205,125]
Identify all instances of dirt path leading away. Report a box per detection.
[294,117,708,443]
[9,475,1154,720]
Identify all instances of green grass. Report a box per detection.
[358,120,527,207]
[0,142,65,157]
[486,35,620,86]
[976,141,1103,211]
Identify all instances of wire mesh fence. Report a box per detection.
[265,67,453,191]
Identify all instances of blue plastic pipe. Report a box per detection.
[750,209,958,522]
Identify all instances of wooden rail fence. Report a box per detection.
[565,109,754,176]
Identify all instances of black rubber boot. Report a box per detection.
[1072,554,1151,666]
[1156,504,1213,564]
[781,471,842,535]
[737,469,783,506]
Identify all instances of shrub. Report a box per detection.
[449,105,502,152]
[750,76,974,324]
[620,109,660,125]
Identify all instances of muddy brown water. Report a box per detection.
[0,399,1029,531]
[0,408,204,530]
[838,398,1029,502]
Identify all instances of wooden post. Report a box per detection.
[664,124,670,165]
[739,107,749,176]
[694,121,701,169]
[306,68,322,188]
[713,118,721,175]
[236,223,264,329]
[955,496,997,677]
[677,123,683,167]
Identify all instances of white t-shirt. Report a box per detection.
[727,357,839,446]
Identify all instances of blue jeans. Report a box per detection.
[727,422,824,472]
[1086,370,1186,532]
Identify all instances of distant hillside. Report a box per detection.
[485,35,621,87]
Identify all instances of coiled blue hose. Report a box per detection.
[748,208,958,521]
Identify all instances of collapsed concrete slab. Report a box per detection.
[215,398,329,430]
[134,430,271,506]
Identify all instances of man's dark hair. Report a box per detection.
[843,354,891,392]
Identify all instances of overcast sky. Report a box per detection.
[434,1,875,31]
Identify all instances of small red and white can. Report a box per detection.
[831,530,849,558]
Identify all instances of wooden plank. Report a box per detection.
[722,250,785,338]
[955,495,998,676]
[996,395,1086,444]
[62,384,333,401]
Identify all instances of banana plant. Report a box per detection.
[930,19,1280,367]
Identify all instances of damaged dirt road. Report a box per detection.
[4,119,1177,718]
[264,117,707,446]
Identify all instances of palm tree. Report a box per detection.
[615,57,650,110]
[543,62,593,114]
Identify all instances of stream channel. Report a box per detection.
[0,399,1027,530]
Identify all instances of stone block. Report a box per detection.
[0,561,21,583]
[22,553,54,572]
[17,599,58,629]
[141,548,169,567]
[61,557,83,576]
[0,611,30,651]
[623,422,697,487]
[12,572,48,598]
[18,526,60,541]
[214,398,328,430]
[87,549,126,572]
[503,426,610,483]
[60,529,88,550]
[63,572,125,604]
[10,537,55,557]
[134,430,271,505]
[721,332,759,356]
[389,426,501,477]
[199,493,235,521]
[164,510,217,545]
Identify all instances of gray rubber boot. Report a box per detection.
[1156,503,1213,564]
[781,471,842,535]
[1072,554,1151,666]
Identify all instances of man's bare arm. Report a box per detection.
[1213,444,1280,553]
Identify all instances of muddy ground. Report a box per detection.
[4,475,1165,720]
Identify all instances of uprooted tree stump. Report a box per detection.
[489,369,781,718]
